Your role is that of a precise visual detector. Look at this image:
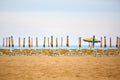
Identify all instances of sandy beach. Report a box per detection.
[0,55,120,80]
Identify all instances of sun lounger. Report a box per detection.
[42,49,49,55]
[12,49,22,56]
[36,49,42,55]
[86,49,94,55]
[76,49,82,55]
[29,49,36,55]
[71,49,77,55]
[0,49,3,55]
[117,48,120,55]
[64,49,71,56]
[94,49,103,56]
[108,49,118,56]
[53,49,61,56]
[81,49,87,56]
[22,49,31,56]
[60,49,67,55]
[103,49,109,56]
[0,49,11,56]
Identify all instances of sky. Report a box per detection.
[0,0,120,46]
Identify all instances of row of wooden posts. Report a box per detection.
[1,36,120,48]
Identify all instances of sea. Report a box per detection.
[0,45,117,51]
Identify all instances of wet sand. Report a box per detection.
[0,55,120,80]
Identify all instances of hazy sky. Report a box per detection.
[0,0,120,46]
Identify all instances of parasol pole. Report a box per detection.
[9,37,11,48]
[110,37,112,48]
[28,36,30,48]
[31,38,33,48]
[11,36,14,48]
[92,35,95,49]
[78,37,81,49]
[2,38,5,48]
[48,37,50,48]
[23,37,25,48]
[36,37,38,49]
[104,36,106,48]
[100,37,102,48]
[43,37,46,48]
[6,37,8,48]
[66,35,69,48]
[116,36,118,48]
[56,37,58,48]
[88,42,90,49]
[18,37,20,49]
[51,36,53,48]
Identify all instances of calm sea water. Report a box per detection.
[0,45,117,50]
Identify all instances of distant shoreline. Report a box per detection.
[0,45,117,49]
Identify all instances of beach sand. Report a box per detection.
[0,55,120,80]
